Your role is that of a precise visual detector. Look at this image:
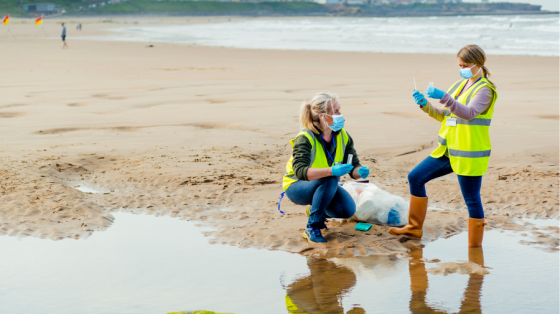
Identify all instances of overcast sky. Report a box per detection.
[463,0,559,11]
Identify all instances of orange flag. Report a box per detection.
[3,14,9,25]
[35,15,42,25]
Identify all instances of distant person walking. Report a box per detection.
[389,45,498,248]
[61,23,68,49]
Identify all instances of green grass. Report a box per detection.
[0,0,26,16]
[0,0,542,17]
[84,0,325,14]
[87,0,255,14]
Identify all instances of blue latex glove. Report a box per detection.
[358,166,369,179]
[412,90,427,107]
[331,163,353,177]
[425,86,446,99]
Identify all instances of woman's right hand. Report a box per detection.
[331,164,353,177]
[413,90,427,107]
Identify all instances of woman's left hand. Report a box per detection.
[425,86,446,99]
[358,166,369,179]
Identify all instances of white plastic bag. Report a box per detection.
[342,182,408,227]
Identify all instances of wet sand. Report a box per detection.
[0,17,558,258]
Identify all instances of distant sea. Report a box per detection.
[102,15,559,56]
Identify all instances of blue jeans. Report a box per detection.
[408,156,484,219]
[285,177,356,229]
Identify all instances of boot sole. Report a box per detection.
[302,231,326,244]
[302,231,312,243]
[388,229,422,239]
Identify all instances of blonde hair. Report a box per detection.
[457,45,496,89]
[299,92,339,134]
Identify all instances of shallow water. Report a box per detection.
[0,213,557,313]
[73,185,107,194]
[520,217,560,228]
[83,15,560,56]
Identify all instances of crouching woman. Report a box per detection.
[281,92,370,243]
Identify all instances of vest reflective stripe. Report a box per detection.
[282,128,349,191]
[303,129,317,165]
[456,118,492,126]
[438,136,447,145]
[444,111,492,126]
[284,173,297,180]
[465,81,487,105]
[448,80,463,96]
[430,78,498,176]
[449,149,492,158]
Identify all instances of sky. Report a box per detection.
[463,0,559,11]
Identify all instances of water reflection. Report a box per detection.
[408,247,485,314]
[285,247,487,314]
[0,213,556,313]
[285,258,362,314]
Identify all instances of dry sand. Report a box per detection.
[0,17,558,257]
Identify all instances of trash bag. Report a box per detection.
[342,182,408,227]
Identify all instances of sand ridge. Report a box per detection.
[0,143,557,257]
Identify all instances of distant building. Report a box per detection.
[23,3,62,14]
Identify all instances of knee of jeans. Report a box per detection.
[408,171,422,187]
[463,194,481,206]
[319,176,338,188]
[341,206,356,219]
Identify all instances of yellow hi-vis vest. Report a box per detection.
[282,128,349,191]
[430,77,498,176]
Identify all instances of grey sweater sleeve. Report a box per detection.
[439,87,493,120]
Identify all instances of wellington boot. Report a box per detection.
[388,195,428,239]
[468,218,485,247]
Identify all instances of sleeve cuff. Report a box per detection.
[350,165,362,179]
[440,93,452,107]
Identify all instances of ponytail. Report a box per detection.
[299,92,339,133]
[481,65,496,89]
[300,101,320,134]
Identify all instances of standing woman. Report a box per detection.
[389,45,498,247]
[281,92,370,243]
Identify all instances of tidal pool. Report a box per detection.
[0,213,557,314]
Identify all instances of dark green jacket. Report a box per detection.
[292,130,361,181]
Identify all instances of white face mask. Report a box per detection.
[322,113,344,132]
[460,64,482,79]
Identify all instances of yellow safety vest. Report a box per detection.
[282,128,349,191]
[430,77,498,176]
[285,294,307,314]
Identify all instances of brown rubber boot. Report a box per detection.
[388,195,428,239]
[468,218,486,247]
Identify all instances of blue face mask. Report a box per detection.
[460,65,482,79]
[326,114,345,132]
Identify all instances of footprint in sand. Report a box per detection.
[537,114,559,120]
[0,103,28,109]
[92,94,127,100]
[0,112,27,118]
